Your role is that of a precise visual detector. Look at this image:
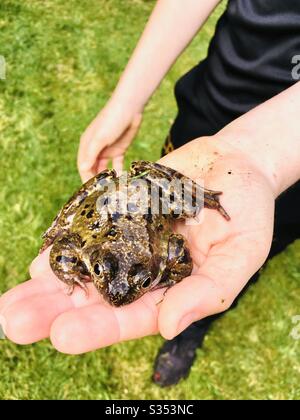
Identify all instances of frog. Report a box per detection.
[41,161,230,306]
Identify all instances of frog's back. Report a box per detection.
[70,192,108,242]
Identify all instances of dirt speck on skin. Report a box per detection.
[228,171,232,175]
[207,160,215,172]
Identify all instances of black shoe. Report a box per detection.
[152,317,218,387]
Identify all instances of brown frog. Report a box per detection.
[41,161,230,306]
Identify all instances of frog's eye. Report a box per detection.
[141,277,152,289]
[93,263,102,276]
[93,254,119,279]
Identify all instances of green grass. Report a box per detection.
[0,0,300,400]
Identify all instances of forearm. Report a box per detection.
[215,82,300,197]
[111,0,220,110]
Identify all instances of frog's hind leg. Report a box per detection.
[153,234,193,292]
[50,234,90,295]
[130,161,230,221]
[40,169,117,252]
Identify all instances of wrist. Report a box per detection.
[110,82,146,115]
[178,136,278,201]
[211,132,282,198]
[214,83,300,197]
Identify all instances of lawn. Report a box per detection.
[0,0,300,400]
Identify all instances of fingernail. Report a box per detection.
[0,315,7,339]
[176,312,197,336]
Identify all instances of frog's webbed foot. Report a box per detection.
[50,234,91,297]
[40,169,117,252]
[67,277,90,297]
[153,233,193,293]
[130,161,230,221]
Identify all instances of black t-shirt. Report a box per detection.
[172,0,300,145]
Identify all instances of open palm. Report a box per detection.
[0,139,275,353]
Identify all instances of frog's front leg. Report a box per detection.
[50,233,90,295]
[130,161,230,221]
[155,234,193,290]
[41,169,116,252]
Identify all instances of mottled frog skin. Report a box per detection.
[41,161,230,306]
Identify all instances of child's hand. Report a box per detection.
[1,83,299,353]
[0,138,275,352]
[78,99,142,182]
